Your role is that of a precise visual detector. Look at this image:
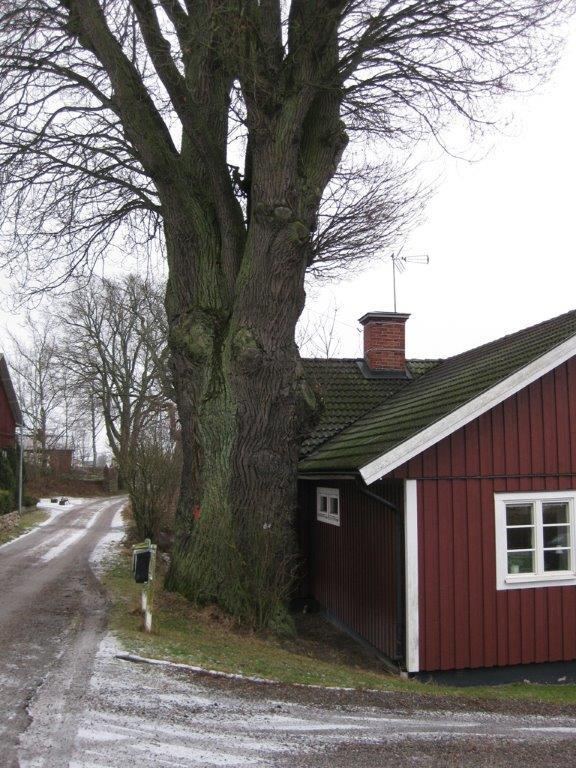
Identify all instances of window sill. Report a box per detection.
[499,572,576,590]
[317,513,340,527]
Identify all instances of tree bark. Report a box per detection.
[164,199,317,629]
[161,38,345,627]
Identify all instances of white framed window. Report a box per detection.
[317,487,340,526]
[495,491,576,590]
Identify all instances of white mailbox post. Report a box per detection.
[132,539,157,632]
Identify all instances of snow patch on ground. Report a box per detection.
[37,496,92,509]
[62,631,576,768]
[116,652,280,685]
[40,498,122,563]
[0,498,82,552]
[67,633,298,767]
[89,506,126,574]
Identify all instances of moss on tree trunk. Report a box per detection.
[154,42,343,631]
[166,301,307,630]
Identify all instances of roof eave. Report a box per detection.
[360,332,576,485]
[298,471,360,480]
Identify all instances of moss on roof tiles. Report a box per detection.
[299,308,576,473]
[300,358,439,458]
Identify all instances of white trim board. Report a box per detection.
[360,333,576,485]
[404,480,419,673]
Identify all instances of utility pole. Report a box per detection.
[18,423,23,514]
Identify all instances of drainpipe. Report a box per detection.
[18,424,24,514]
[354,477,405,663]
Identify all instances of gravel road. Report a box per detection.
[1,497,576,767]
[59,640,576,768]
[0,497,126,768]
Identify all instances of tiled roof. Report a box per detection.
[300,308,576,473]
[300,358,440,458]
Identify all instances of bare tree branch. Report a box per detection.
[57,274,173,483]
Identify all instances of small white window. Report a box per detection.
[495,491,576,590]
[317,487,340,526]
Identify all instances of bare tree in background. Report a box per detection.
[8,316,102,472]
[0,0,573,627]
[65,383,103,468]
[9,318,68,468]
[58,274,171,485]
[297,305,342,359]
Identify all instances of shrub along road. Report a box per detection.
[1,498,576,767]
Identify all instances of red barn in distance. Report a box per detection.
[0,354,22,449]
[298,308,576,683]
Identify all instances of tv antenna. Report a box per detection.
[389,248,429,312]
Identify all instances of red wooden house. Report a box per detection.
[299,309,576,681]
[0,354,22,448]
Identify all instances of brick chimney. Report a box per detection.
[359,312,410,374]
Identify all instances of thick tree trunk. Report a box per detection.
[165,210,316,630]
[161,72,342,629]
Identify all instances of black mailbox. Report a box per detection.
[133,548,152,584]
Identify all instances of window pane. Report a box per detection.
[507,527,533,550]
[506,504,533,526]
[543,502,569,525]
[543,526,570,549]
[330,497,339,516]
[508,551,534,574]
[544,549,571,572]
[319,496,327,513]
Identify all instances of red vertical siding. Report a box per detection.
[421,478,440,668]
[400,359,576,672]
[300,479,403,661]
[0,379,16,448]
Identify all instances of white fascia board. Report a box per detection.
[360,334,576,486]
[404,480,419,673]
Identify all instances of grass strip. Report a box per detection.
[0,508,50,547]
[102,543,576,706]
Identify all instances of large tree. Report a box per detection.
[0,1,572,627]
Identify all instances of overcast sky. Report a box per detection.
[302,23,576,362]
[1,23,576,366]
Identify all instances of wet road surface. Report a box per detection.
[0,497,126,768]
[61,638,576,768]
